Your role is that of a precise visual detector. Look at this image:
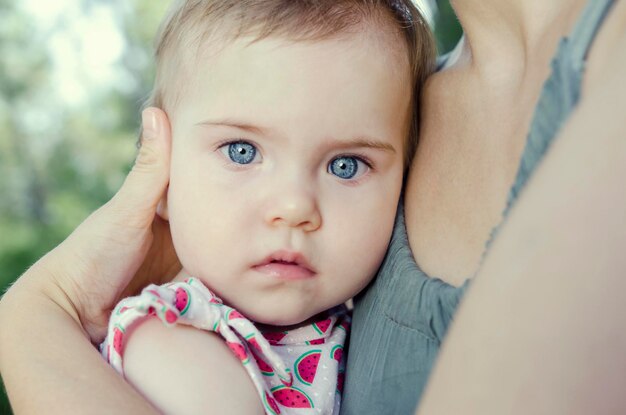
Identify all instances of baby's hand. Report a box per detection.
[2,107,180,344]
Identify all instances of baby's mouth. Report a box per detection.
[252,251,316,280]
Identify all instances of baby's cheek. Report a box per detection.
[168,219,211,274]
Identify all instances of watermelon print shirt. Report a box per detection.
[101,277,350,415]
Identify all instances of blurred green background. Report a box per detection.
[0,0,460,412]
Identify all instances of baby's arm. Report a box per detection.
[123,317,264,415]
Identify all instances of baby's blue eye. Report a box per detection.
[328,156,367,179]
[224,142,258,164]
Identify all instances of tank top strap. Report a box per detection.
[505,0,617,209]
[485,0,617,255]
[568,0,617,69]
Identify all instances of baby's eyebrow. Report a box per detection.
[332,137,396,154]
[196,119,265,135]
[196,119,396,154]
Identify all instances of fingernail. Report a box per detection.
[142,109,159,140]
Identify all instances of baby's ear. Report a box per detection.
[156,187,170,221]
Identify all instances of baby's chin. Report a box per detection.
[236,303,320,328]
[224,288,352,329]
[251,310,330,333]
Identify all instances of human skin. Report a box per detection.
[408,0,626,413]
[120,33,410,414]
[1,0,625,414]
[0,108,173,414]
[161,35,409,327]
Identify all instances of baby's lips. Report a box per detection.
[252,249,316,273]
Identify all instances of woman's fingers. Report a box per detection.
[109,108,172,230]
[40,107,175,341]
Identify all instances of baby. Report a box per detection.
[101,0,433,414]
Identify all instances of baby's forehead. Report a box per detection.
[155,1,414,103]
[164,26,410,110]
[175,32,410,106]
[167,33,411,166]
[149,1,431,167]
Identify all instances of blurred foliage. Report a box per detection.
[0,0,168,290]
[0,0,461,411]
[434,0,463,54]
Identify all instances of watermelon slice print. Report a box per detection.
[164,309,178,324]
[113,326,125,356]
[264,391,281,414]
[174,287,191,315]
[226,309,245,320]
[253,353,274,376]
[306,338,325,345]
[227,342,249,365]
[246,335,263,353]
[331,344,343,363]
[312,318,332,335]
[294,349,321,386]
[209,296,222,305]
[263,331,287,345]
[271,385,314,409]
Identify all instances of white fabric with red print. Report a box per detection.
[101,277,350,415]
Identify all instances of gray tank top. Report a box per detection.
[340,1,616,414]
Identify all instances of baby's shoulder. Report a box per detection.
[123,317,263,414]
[105,279,264,414]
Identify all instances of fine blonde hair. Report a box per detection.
[143,0,435,165]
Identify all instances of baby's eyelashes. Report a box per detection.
[327,156,371,180]
[214,139,376,184]
[218,140,262,164]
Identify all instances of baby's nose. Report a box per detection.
[263,184,321,232]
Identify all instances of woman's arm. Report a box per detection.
[0,268,158,414]
[0,108,177,413]
[417,18,626,415]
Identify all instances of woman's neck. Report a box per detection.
[449,0,588,82]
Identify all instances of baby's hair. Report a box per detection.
[141,0,435,166]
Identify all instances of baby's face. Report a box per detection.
[165,32,411,325]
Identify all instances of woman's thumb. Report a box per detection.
[109,107,171,227]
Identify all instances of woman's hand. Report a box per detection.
[38,107,180,343]
[0,107,178,413]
